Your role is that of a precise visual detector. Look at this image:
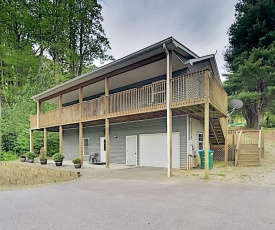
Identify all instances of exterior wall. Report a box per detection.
[63,116,188,169]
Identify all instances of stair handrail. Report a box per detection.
[235,130,243,166]
[258,129,262,164]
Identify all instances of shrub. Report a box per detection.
[0,151,19,161]
[26,152,37,159]
[72,158,81,164]
[52,153,64,162]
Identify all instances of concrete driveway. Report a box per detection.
[1,168,275,230]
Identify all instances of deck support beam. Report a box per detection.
[79,122,83,164]
[105,118,110,168]
[43,128,47,157]
[204,70,210,180]
[224,117,228,166]
[164,45,173,177]
[30,130,34,152]
[59,126,63,153]
[105,77,110,168]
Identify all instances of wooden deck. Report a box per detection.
[30,70,227,130]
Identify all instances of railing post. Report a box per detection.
[204,69,210,100]
[261,127,264,158]
[79,88,83,121]
[105,77,109,116]
[37,101,41,128]
[59,95,62,124]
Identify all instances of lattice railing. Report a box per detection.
[211,145,236,161]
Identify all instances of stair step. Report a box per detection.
[238,156,259,161]
[237,162,261,167]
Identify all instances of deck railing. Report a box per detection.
[234,129,264,166]
[209,73,227,114]
[30,70,227,129]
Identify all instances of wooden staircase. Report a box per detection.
[209,118,225,145]
[235,129,264,167]
[236,144,261,166]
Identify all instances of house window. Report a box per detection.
[198,133,204,150]
[83,138,89,156]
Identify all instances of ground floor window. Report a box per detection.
[83,138,89,156]
[198,133,203,150]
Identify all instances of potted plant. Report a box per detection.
[20,154,26,162]
[26,152,37,163]
[52,153,64,166]
[72,158,82,169]
[40,151,47,165]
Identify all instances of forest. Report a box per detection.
[0,0,112,158]
[0,0,274,160]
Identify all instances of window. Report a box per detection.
[198,133,204,150]
[83,138,89,156]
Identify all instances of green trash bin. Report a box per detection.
[199,150,214,169]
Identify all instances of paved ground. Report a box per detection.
[0,167,275,230]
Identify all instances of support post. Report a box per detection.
[59,126,63,153]
[105,77,110,168]
[105,118,110,168]
[30,130,34,152]
[165,49,173,177]
[204,70,210,179]
[43,128,47,157]
[79,122,83,164]
[224,117,228,166]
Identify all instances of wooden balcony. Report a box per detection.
[30,70,227,129]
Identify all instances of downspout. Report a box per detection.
[163,43,172,177]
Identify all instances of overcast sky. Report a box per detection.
[99,0,238,79]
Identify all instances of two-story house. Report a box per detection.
[30,37,228,177]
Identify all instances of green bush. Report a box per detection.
[0,151,19,161]
[72,158,81,164]
[26,152,37,159]
[52,153,64,162]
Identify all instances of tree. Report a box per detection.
[224,0,275,72]
[224,0,275,128]
[224,45,275,128]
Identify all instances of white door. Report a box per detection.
[139,133,180,169]
[126,135,137,166]
[100,137,106,162]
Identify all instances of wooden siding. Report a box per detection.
[30,70,227,129]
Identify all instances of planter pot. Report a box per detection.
[40,159,47,165]
[55,161,63,166]
[20,157,26,162]
[28,158,34,163]
[74,163,81,169]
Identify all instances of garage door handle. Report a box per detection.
[135,153,136,154]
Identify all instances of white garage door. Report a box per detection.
[139,132,180,169]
